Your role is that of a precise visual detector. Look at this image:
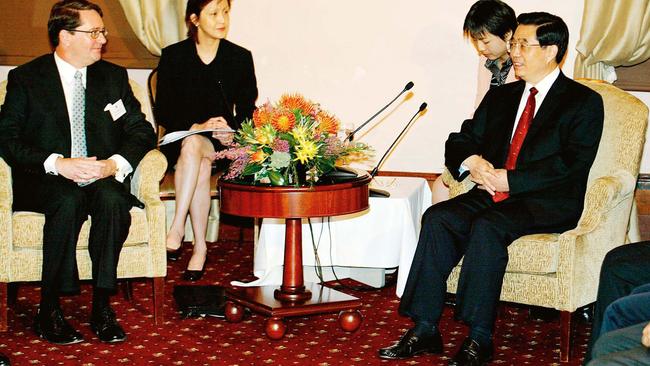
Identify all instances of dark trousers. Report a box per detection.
[399,188,581,332]
[13,174,132,295]
[588,322,650,366]
[585,241,650,363]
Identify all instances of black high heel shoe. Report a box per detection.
[166,246,183,261]
[183,256,208,281]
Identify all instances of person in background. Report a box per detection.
[431,0,517,204]
[0,0,156,344]
[155,0,258,281]
[378,12,603,366]
[588,320,650,365]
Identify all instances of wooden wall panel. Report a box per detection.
[0,0,158,68]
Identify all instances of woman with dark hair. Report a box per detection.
[430,0,517,204]
[155,0,258,281]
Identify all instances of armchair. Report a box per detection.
[0,79,168,331]
[445,79,649,362]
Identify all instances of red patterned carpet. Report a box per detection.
[1,218,591,365]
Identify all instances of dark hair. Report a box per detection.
[186,0,231,42]
[463,0,516,41]
[517,12,569,64]
[48,0,103,48]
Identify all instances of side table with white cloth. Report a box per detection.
[231,176,432,296]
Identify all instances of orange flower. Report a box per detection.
[272,110,296,132]
[253,103,273,127]
[279,93,315,115]
[316,111,340,135]
[250,149,266,163]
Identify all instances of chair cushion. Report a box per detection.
[12,207,149,249]
[506,233,560,274]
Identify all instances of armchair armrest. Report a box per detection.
[130,149,167,205]
[555,170,636,310]
[0,158,13,282]
[130,150,168,277]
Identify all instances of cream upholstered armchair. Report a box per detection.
[0,79,168,331]
[445,79,649,363]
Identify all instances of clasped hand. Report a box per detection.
[56,157,116,183]
[191,116,233,145]
[464,155,509,196]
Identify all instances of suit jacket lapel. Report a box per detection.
[40,55,71,144]
[493,81,525,166]
[85,63,109,133]
[525,72,569,143]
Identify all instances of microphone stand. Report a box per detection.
[369,102,427,197]
[345,81,414,142]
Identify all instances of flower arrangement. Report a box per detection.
[214,94,371,186]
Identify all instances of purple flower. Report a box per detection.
[272,139,290,153]
[214,146,250,179]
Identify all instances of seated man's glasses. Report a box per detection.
[507,40,543,52]
[65,28,108,40]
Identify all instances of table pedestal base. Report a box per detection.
[226,283,362,338]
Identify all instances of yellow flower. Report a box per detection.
[294,139,319,164]
[291,125,310,143]
[254,124,276,145]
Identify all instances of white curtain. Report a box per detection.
[118,0,187,56]
[574,0,650,82]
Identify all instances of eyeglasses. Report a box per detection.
[507,40,543,52]
[65,28,108,39]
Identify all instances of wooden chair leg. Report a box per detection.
[0,282,7,332]
[121,280,133,301]
[560,310,572,363]
[153,277,164,325]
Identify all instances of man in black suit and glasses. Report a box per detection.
[0,0,155,345]
[378,12,604,366]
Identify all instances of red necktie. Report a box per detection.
[493,87,538,203]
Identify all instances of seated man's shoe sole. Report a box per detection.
[91,307,127,343]
[448,337,493,366]
[34,310,84,345]
[378,329,443,360]
[0,353,10,366]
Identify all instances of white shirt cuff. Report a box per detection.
[109,155,132,183]
[44,153,64,175]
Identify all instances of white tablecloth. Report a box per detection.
[231,176,432,296]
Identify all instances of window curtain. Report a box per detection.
[118,0,187,56]
[574,0,650,82]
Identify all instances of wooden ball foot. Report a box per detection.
[338,310,362,332]
[265,317,286,339]
[224,301,245,323]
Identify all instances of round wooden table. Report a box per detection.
[219,174,371,338]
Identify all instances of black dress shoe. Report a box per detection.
[166,246,183,261]
[0,352,10,366]
[378,329,443,360]
[90,306,127,343]
[34,307,84,345]
[183,256,208,281]
[448,337,493,366]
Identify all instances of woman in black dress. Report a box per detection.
[155,0,258,280]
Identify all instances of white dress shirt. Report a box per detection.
[44,52,132,182]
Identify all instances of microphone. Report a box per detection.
[345,81,414,141]
[369,102,427,197]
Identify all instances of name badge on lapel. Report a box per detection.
[104,99,127,121]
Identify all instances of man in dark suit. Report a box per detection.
[378,12,604,366]
[0,0,156,345]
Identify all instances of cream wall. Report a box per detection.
[2,0,650,173]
